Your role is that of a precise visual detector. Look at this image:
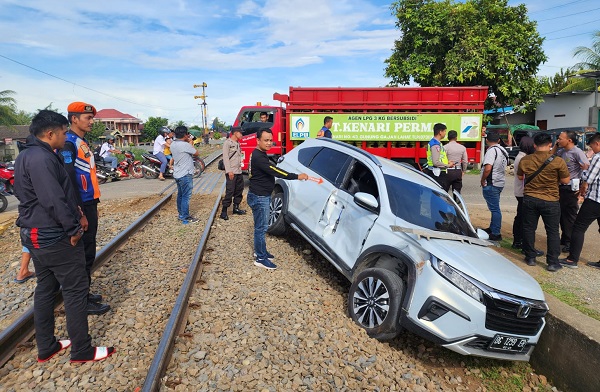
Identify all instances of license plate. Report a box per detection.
[488,334,528,352]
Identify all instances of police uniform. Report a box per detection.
[426,138,450,191]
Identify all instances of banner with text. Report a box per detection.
[289,113,482,141]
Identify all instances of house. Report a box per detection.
[94,109,143,145]
[0,125,29,161]
[535,91,599,130]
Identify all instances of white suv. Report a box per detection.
[268,138,548,361]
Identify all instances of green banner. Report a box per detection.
[289,113,483,141]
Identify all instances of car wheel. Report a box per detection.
[267,192,287,235]
[348,268,404,341]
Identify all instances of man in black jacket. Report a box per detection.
[248,128,308,269]
[14,110,114,363]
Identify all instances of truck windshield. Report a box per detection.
[384,174,476,237]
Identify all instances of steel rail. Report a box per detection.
[141,179,226,391]
[0,152,223,368]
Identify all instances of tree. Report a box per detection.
[142,117,169,142]
[385,0,547,112]
[558,30,600,92]
[0,90,18,126]
[539,68,573,94]
[88,121,107,143]
[170,120,187,129]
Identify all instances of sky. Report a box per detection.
[0,0,598,127]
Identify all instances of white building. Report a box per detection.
[535,91,599,130]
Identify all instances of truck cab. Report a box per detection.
[233,105,286,170]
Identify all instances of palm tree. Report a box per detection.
[560,31,600,92]
[0,90,18,126]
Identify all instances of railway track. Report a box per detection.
[0,152,225,391]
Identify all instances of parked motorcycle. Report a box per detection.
[0,177,12,213]
[0,162,14,195]
[141,153,205,179]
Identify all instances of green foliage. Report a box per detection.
[385,0,547,112]
[170,120,187,129]
[538,68,572,94]
[0,90,18,126]
[213,131,222,140]
[143,117,169,142]
[572,30,600,71]
[88,121,107,143]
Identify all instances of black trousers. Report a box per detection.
[559,186,579,246]
[82,201,98,286]
[446,169,463,194]
[222,173,244,209]
[522,196,561,265]
[568,199,600,263]
[512,196,524,245]
[425,169,448,192]
[29,236,92,359]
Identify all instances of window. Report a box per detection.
[385,175,476,237]
[308,148,351,187]
[342,161,379,199]
[239,110,274,136]
[298,147,322,167]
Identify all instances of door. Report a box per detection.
[317,160,379,269]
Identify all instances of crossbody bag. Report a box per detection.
[524,155,555,185]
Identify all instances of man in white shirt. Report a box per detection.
[480,131,508,241]
[99,137,120,169]
[153,127,172,180]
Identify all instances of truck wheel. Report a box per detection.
[267,192,287,236]
[348,268,404,341]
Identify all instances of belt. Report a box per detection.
[447,167,462,170]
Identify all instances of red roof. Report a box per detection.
[95,109,140,120]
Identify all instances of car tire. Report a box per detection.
[348,268,404,341]
[267,192,287,235]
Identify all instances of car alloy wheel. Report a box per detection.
[267,192,287,235]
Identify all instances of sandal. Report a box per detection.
[37,339,71,362]
[70,346,116,363]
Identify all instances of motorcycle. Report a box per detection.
[141,153,205,179]
[117,151,143,179]
[0,161,15,195]
[94,151,143,184]
[0,177,12,213]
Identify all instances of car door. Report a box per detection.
[316,159,379,270]
[287,147,352,233]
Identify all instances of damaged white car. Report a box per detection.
[268,138,548,361]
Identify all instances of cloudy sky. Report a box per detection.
[0,0,598,126]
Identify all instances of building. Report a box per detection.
[94,109,143,145]
[0,125,29,161]
[535,91,599,130]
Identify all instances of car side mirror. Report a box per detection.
[354,192,378,212]
[476,228,490,240]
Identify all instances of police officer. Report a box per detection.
[60,102,110,315]
[425,123,454,191]
[14,110,114,363]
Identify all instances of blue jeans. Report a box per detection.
[247,192,270,260]
[102,156,118,169]
[175,174,193,219]
[155,152,168,174]
[482,185,503,235]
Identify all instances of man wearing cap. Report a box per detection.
[14,110,114,363]
[480,130,509,241]
[220,127,246,220]
[99,136,121,170]
[60,101,110,315]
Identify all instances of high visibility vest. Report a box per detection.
[426,139,449,169]
[65,132,101,202]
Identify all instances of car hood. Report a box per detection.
[417,237,545,301]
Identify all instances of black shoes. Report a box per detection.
[482,227,492,235]
[87,301,110,315]
[521,249,544,257]
[219,212,229,220]
[488,233,502,241]
[547,263,563,272]
[232,204,246,215]
[511,242,522,249]
[524,257,537,266]
[559,258,578,269]
[88,293,103,303]
[561,245,570,253]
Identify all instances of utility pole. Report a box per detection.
[193,82,209,144]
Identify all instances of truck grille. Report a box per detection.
[483,293,548,336]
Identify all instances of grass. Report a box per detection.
[539,281,600,321]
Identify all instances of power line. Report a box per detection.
[536,7,600,22]
[0,54,193,111]
[541,19,598,35]
[528,0,592,14]
[545,30,597,41]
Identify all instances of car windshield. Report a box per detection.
[384,174,476,237]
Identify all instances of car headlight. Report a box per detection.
[431,255,484,303]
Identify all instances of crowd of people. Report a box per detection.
[425,123,600,272]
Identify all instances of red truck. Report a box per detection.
[233,86,488,170]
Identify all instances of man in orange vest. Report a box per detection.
[60,102,110,315]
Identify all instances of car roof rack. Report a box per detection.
[318,138,382,167]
